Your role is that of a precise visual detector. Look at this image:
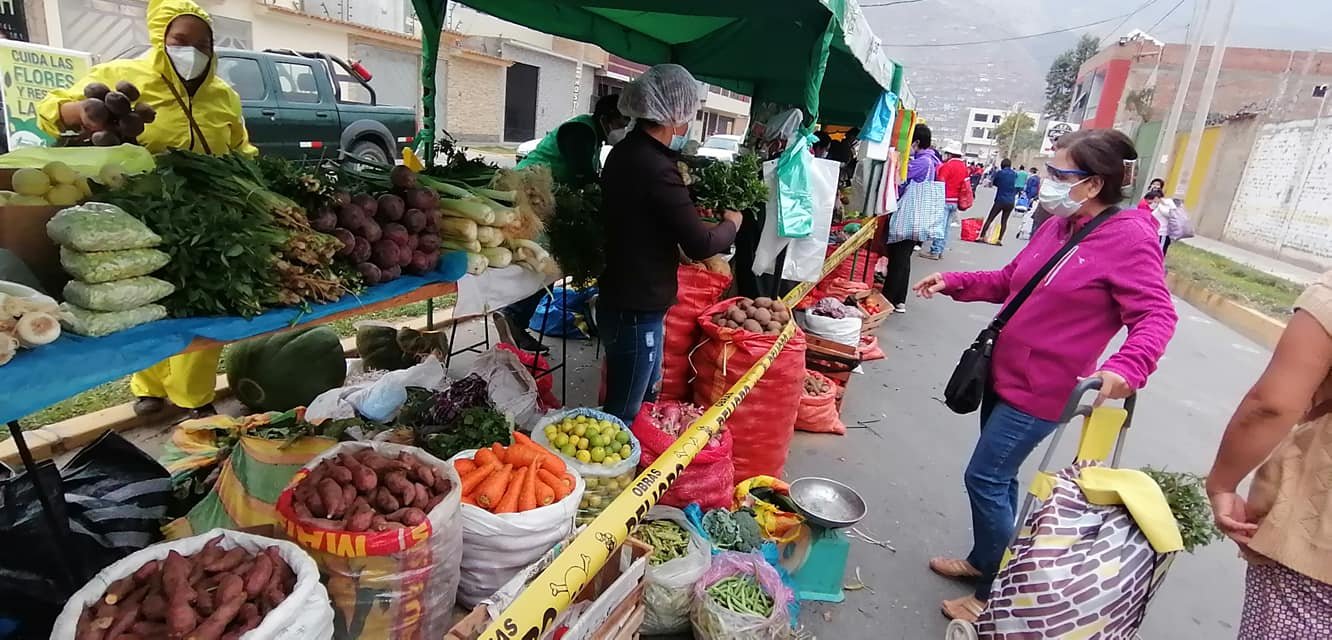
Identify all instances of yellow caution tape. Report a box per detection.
[477,216,878,639]
[783,216,879,306]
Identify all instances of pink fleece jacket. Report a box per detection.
[942,206,1178,421]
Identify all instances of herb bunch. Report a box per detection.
[548,183,603,287]
[679,152,768,215]
[1141,467,1224,553]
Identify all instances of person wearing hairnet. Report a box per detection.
[39,0,256,419]
[598,64,743,423]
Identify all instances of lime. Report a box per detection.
[615,430,630,444]
[560,444,578,458]
[584,423,600,437]
[554,433,570,448]
[599,420,615,432]
[576,414,588,422]
[584,477,600,488]
[604,453,621,466]
[587,494,604,508]
[580,496,591,508]
[544,424,558,435]
[590,447,606,462]
[576,449,592,464]
[573,424,587,437]
[619,444,632,459]
[587,434,603,448]
[578,437,590,450]
[559,422,574,434]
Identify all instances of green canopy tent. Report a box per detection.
[408,0,904,163]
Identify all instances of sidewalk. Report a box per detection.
[1179,236,1320,286]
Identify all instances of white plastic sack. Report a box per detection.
[640,506,711,635]
[467,348,541,429]
[796,311,862,347]
[753,158,840,283]
[305,356,448,422]
[277,441,463,639]
[448,449,585,607]
[52,528,334,640]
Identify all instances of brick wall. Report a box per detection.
[1223,117,1332,268]
[446,54,504,143]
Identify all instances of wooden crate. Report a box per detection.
[446,537,651,640]
[805,332,858,359]
[857,292,890,332]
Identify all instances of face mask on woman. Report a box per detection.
[167,45,210,81]
[1039,176,1091,218]
[606,127,627,145]
[668,124,689,152]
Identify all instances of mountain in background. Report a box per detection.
[865,0,1330,141]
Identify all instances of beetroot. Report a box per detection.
[390,165,417,190]
[312,208,338,232]
[352,193,378,218]
[351,237,372,263]
[404,188,434,211]
[418,233,441,252]
[359,218,383,243]
[384,222,410,248]
[372,239,401,269]
[376,194,405,222]
[356,262,382,285]
[406,234,419,252]
[382,264,402,281]
[407,251,433,275]
[403,208,427,233]
[332,228,355,256]
[397,242,413,267]
[423,209,439,233]
[334,191,352,207]
[337,204,366,230]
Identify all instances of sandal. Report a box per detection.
[940,595,986,623]
[929,557,982,580]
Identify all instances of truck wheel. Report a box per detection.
[347,139,390,166]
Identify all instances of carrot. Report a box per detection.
[490,442,507,463]
[513,431,535,447]
[518,460,538,511]
[535,477,555,506]
[462,494,477,506]
[454,459,478,474]
[537,451,567,476]
[494,467,525,514]
[474,448,499,468]
[504,442,543,468]
[460,462,498,496]
[538,469,573,501]
[475,464,512,509]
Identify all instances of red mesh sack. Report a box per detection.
[824,244,880,286]
[690,297,807,480]
[858,334,885,361]
[496,342,561,410]
[796,371,845,435]
[660,265,733,402]
[631,401,734,510]
[960,217,983,242]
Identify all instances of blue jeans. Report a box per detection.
[965,393,1060,599]
[599,306,665,424]
[929,203,959,255]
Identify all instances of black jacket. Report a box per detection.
[598,128,737,311]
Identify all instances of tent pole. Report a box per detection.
[414,0,445,166]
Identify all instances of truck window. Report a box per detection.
[216,57,267,101]
[328,67,372,104]
[274,61,321,104]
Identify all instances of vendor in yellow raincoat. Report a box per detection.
[39,0,257,417]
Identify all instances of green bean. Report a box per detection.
[635,520,691,565]
[706,576,773,617]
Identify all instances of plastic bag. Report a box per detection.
[304,356,448,423]
[691,551,793,640]
[796,371,845,434]
[46,202,161,252]
[446,449,585,607]
[496,342,560,412]
[59,302,166,337]
[0,144,155,174]
[631,401,734,510]
[640,506,711,635]
[532,408,641,524]
[691,298,807,480]
[960,217,983,242]
[467,347,542,429]
[275,441,463,639]
[62,275,174,311]
[528,286,595,339]
[58,245,170,284]
[51,528,335,640]
[660,265,732,402]
[775,131,815,238]
[0,432,171,636]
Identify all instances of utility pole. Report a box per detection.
[1006,101,1023,160]
[1150,0,1210,195]
[1173,0,1236,200]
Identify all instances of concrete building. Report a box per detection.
[960,106,1041,163]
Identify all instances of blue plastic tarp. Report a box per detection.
[1,251,469,425]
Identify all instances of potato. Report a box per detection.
[727,308,746,323]
[754,297,773,308]
[742,319,762,332]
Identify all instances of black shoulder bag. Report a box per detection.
[943,207,1120,414]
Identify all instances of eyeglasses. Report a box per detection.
[1045,163,1090,181]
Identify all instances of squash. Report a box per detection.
[357,321,414,371]
[226,326,346,411]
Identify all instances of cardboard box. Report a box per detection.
[0,204,65,295]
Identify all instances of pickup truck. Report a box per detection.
[210,48,417,162]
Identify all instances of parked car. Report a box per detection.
[694,134,743,161]
[515,137,612,166]
[116,45,416,162]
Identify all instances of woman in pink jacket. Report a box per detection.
[913,128,1178,622]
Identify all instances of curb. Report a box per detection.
[1,306,466,466]
[1166,271,1286,350]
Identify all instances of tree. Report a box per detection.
[1043,34,1101,119]
[993,112,1042,161]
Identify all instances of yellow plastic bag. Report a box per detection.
[734,475,805,543]
[0,144,155,175]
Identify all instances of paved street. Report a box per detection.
[791,187,1269,639]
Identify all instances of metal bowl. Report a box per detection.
[789,477,867,529]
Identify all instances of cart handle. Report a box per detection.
[1057,377,1137,426]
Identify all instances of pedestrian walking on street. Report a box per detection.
[922,141,971,260]
[912,128,1178,623]
[1206,270,1332,640]
[1139,177,1166,208]
[881,123,941,314]
[980,159,1018,244]
[968,162,983,192]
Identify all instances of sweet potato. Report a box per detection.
[408,462,435,487]
[141,593,168,621]
[383,469,412,494]
[204,548,246,574]
[194,585,214,616]
[372,487,400,513]
[323,462,353,485]
[187,578,244,640]
[411,482,431,509]
[166,594,198,637]
[103,576,135,605]
[356,449,406,473]
[163,551,191,593]
[293,502,315,520]
[197,537,225,567]
[345,504,374,532]
[131,620,168,636]
[242,555,274,597]
[396,482,418,509]
[425,492,446,512]
[305,491,325,517]
[104,596,142,640]
[341,454,378,492]
[399,507,427,526]
[317,478,345,518]
[132,559,161,583]
[341,483,357,509]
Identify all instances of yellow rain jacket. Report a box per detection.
[40,0,254,408]
[38,0,256,156]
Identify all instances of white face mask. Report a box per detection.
[606,127,627,145]
[1039,176,1091,218]
[167,45,209,81]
